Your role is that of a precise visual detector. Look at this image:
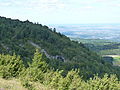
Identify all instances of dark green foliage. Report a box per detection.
[0,16,120,89]
[0,16,120,80]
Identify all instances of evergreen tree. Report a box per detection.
[0,54,24,79]
[24,49,48,82]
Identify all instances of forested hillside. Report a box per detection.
[0,16,120,80]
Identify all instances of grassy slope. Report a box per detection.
[100,49,120,55]
[0,78,51,90]
[113,56,120,66]
[0,78,26,90]
[70,38,115,46]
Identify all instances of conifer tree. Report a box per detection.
[25,49,48,82]
[0,54,24,79]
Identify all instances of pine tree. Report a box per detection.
[25,49,48,82]
[0,53,24,79]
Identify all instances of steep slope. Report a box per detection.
[0,16,100,62]
[0,16,120,79]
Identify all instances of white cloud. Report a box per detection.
[25,0,67,12]
[0,2,11,6]
[84,6,94,9]
[116,4,120,7]
[0,0,66,10]
[96,0,117,2]
[0,0,22,6]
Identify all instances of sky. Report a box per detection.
[0,0,120,25]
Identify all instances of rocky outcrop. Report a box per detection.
[29,41,65,62]
[28,41,41,49]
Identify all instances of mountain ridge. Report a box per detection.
[0,16,120,79]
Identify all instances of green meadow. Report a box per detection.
[113,56,120,66]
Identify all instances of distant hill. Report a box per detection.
[50,24,120,41]
[71,38,120,55]
[0,16,120,79]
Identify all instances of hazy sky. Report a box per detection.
[0,0,120,24]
